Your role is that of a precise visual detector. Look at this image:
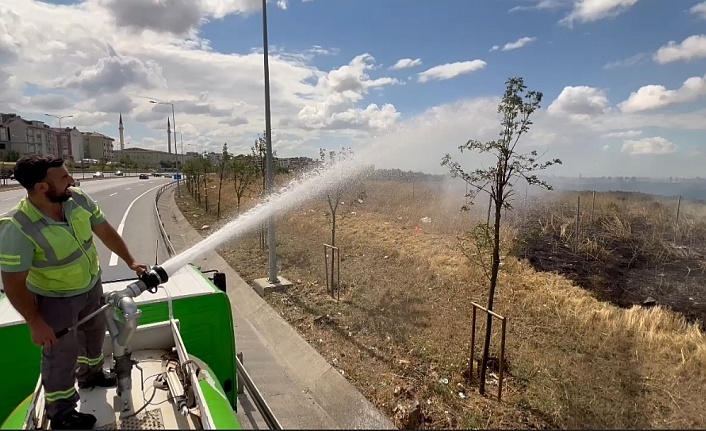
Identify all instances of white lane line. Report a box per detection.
[2,197,14,201]
[125,187,131,190]
[108,183,166,266]
[109,192,118,197]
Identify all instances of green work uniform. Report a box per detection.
[0,187,108,420]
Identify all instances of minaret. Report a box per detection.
[119,113,124,151]
[167,118,172,154]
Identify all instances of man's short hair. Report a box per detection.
[13,154,66,190]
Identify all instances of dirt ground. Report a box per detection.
[175,173,706,430]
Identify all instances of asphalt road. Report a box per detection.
[0,176,174,293]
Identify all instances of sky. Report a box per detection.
[0,0,705,178]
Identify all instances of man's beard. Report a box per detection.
[46,183,71,203]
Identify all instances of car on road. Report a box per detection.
[93,171,104,178]
[139,173,149,179]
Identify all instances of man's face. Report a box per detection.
[39,165,74,203]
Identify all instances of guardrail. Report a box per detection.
[152,177,282,430]
[154,181,177,258]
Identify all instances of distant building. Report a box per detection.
[0,113,58,158]
[81,132,114,163]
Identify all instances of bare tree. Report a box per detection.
[441,76,562,395]
[232,155,257,214]
[217,143,230,220]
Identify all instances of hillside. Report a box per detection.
[175,173,706,429]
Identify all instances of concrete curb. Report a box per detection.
[157,186,397,430]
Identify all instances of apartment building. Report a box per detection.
[0,113,58,158]
[82,132,114,163]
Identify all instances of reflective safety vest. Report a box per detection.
[0,187,100,296]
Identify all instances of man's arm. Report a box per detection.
[1,270,40,324]
[0,221,57,346]
[78,188,147,275]
[92,220,138,267]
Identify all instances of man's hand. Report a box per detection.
[129,261,148,276]
[28,317,57,348]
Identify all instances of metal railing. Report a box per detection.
[152,177,282,430]
[154,181,177,258]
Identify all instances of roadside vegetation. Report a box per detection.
[175,80,706,429]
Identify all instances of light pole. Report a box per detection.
[175,132,185,174]
[149,100,180,196]
[261,0,278,285]
[45,113,73,157]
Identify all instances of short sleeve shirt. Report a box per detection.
[0,189,106,273]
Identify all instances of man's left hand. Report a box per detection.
[129,261,148,276]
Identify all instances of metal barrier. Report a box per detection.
[152,178,282,430]
[154,181,177,258]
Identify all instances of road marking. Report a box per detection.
[125,187,131,190]
[110,192,117,197]
[108,183,166,266]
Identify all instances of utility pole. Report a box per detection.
[253,0,291,295]
[262,0,277,284]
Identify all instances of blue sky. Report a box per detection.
[1,0,705,177]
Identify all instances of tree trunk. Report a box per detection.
[330,210,336,297]
[479,195,502,395]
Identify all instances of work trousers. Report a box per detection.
[34,279,106,420]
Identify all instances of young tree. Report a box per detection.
[217,143,230,220]
[441,76,562,395]
[318,146,364,297]
[232,155,257,214]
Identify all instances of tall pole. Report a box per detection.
[45,113,73,157]
[170,104,181,197]
[262,0,278,284]
[150,100,180,196]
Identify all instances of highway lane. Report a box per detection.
[0,177,174,293]
[0,177,155,216]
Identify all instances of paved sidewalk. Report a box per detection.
[157,186,396,430]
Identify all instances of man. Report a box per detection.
[0,155,148,430]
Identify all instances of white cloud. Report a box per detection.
[559,0,641,26]
[621,137,676,155]
[690,1,706,19]
[417,60,486,83]
[603,52,647,69]
[390,58,422,70]
[618,73,706,113]
[490,36,537,51]
[602,130,642,138]
[653,34,706,64]
[0,0,407,154]
[510,0,641,26]
[547,85,610,119]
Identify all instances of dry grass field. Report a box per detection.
[175,171,706,430]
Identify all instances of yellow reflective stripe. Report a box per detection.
[77,353,103,366]
[44,386,76,402]
[0,254,21,265]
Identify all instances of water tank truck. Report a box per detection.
[0,263,279,430]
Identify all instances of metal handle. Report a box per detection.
[54,303,111,339]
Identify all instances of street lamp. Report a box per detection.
[45,113,73,157]
[149,100,180,196]
[262,0,279,285]
[45,113,73,129]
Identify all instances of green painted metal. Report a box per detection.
[0,395,30,430]
[199,379,242,430]
[0,265,240,428]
